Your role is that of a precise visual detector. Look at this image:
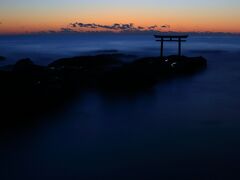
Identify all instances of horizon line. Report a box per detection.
[0,30,240,36]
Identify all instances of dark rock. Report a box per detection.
[0,56,6,61]
[13,58,35,71]
[49,54,123,69]
[0,54,207,130]
[13,58,46,73]
[167,55,207,73]
[48,54,207,89]
[94,49,119,54]
[107,56,205,89]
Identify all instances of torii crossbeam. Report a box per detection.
[154,35,188,58]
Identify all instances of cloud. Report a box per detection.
[69,22,160,32]
[65,22,173,33]
[60,28,76,33]
[48,30,57,33]
[161,24,171,28]
[138,26,145,30]
[148,25,158,30]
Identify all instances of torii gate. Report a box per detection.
[154,35,188,58]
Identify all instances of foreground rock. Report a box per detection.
[0,56,5,61]
[0,54,207,128]
[49,55,207,89]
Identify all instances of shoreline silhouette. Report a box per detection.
[0,53,207,131]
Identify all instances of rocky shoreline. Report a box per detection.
[0,54,207,129]
[0,56,5,61]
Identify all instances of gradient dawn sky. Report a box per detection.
[0,0,240,34]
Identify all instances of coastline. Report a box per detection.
[0,53,207,130]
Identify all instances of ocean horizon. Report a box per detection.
[0,33,239,65]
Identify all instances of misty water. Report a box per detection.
[1,34,240,179]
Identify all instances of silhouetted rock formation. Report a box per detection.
[0,56,5,61]
[0,54,207,129]
[49,54,207,89]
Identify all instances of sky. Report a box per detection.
[0,0,240,34]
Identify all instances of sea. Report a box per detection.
[1,33,240,179]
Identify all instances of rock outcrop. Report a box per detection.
[0,56,6,61]
[0,54,207,128]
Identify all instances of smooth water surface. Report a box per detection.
[1,34,240,179]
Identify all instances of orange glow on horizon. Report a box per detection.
[1,21,239,34]
[0,9,239,34]
[1,0,239,34]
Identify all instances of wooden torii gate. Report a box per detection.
[154,35,188,58]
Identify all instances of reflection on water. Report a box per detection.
[1,35,240,179]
